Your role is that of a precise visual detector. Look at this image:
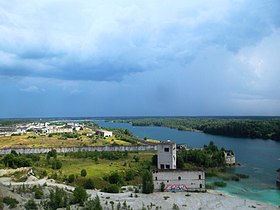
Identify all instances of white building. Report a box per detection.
[45,127,73,134]
[224,150,236,166]
[153,170,205,192]
[153,142,205,192]
[96,130,113,137]
[157,143,176,169]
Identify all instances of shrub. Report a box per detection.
[172,203,180,210]
[51,159,62,170]
[68,174,75,183]
[81,169,87,177]
[3,197,19,208]
[24,199,38,210]
[125,170,135,181]
[84,178,95,189]
[105,184,120,193]
[108,172,124,185]
[34,186,44,199]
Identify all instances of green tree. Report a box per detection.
[152,155,158,166]
[84,195,102,210]
[160,182,165,192]
[81,169,87,177]
[73,186,88,206]
[47,187,69,209]
[176,155,184,169]
[142,170,154,194]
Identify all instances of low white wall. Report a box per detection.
[0,145,157,155]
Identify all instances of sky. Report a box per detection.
[0,0,280,118]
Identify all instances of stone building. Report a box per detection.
[153,169,205,192]
[157,142,176,169]
[224,150,236,166]
[153,142,205,192]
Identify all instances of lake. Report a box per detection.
[94,120,280,206]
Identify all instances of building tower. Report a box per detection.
[157,142,176,169]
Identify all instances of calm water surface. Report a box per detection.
[94,120,280,206]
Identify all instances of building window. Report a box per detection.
[200,184,202,189]
[160,164,164,169]
[199,175,201,180]
[155,177,157,180]
[164,147,169,152]
[166,164,170,169]
[167,180,169,183]
[178,176,181,180]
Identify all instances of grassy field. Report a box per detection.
[0,130,135,148]
[30,151,156,189]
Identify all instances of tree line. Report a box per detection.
[115,118,280,141]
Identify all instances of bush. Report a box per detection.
[24,199,38,210]
[105,184,120,193]
[84,178,95,189]
[34,186,44,199]
[108,172,124,185]
[81,169,87,177]
[68,174,75,183]
[51,159,62,170]
[125,170,135,181]
[3,197,19,208]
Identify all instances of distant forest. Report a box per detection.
[114,118,280,141]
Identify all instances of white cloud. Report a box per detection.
[20,85,45,93]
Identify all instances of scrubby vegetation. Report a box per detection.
[174,141,226,169]
[2,150,40,168]
[3,196,19,208]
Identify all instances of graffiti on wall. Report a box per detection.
[164,184,188,192]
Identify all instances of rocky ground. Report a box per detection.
[0,171,279,210]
